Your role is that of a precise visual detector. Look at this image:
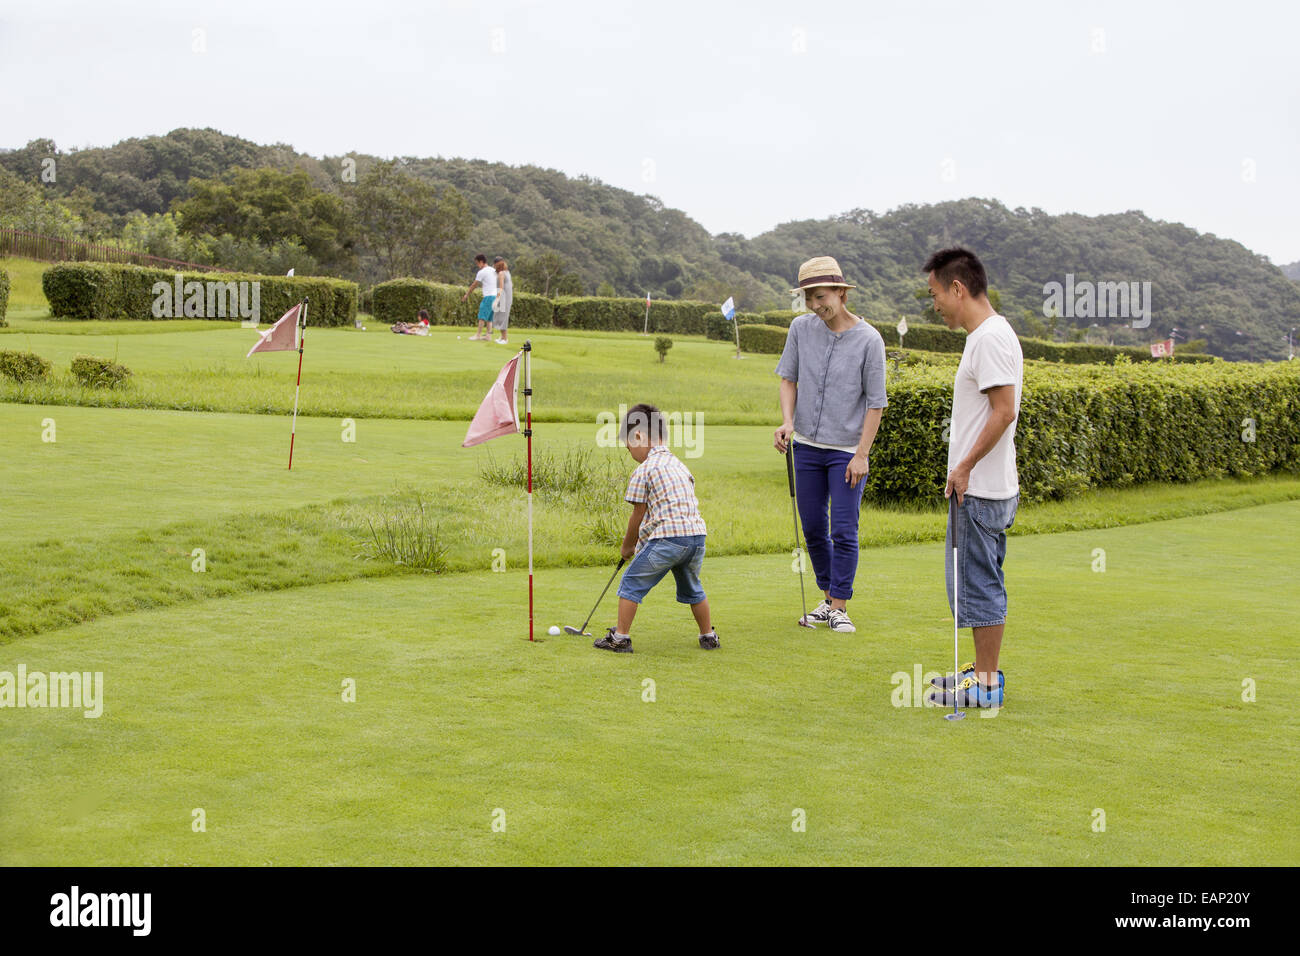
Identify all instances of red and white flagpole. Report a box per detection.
[288,298,308,470]
[522,340,534,641]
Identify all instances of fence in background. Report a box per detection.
[0,227,227,273]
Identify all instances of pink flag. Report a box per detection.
[463,353,521,447]
[246,303,301,358]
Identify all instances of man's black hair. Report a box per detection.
[621,403,667,443]
[475,254,488,264]
[923,247,988,298]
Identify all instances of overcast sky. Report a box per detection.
[2,0,1296,264]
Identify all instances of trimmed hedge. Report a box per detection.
[70,354,132,389]
[870,318,1213,365]
[41,263,358,327]
[0,266,9,326]
[552,296,713,334]
[370,278,552,329]
[738,324,789,354]
[866,360,1300,505]
[0,349,52,382]
[704,311,767,341]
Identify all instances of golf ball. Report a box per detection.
[548,625,561,636]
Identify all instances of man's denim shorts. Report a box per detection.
[945,494,1018,628]
[617,534,707,605]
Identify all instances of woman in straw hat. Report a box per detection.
[773,256,888,633]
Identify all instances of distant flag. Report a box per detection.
[721,296,736,320]
[897,317,909,336]
[463,353,521,447]
[246,303,302,358]
[645,292,651,309]
[286,268,295,277]
[1150,339,1175,358]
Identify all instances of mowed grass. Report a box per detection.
[4,403,1300,641]
[1,501,1295,866]
[0,320,788,422]
[0,256,52,319]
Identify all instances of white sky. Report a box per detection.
[2,0,1297,264]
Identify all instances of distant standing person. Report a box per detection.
[492,256,513,344]
[772,256,887,634]
[462,254,498,341]
[923,247,1023,711]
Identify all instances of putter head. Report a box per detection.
[562,626,589,636]
[796,616,816,629]
[944,711,967,721]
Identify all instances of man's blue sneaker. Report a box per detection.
[927,676,1003,709]
[931,663,1004,692]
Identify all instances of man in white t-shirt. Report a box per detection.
[923,247,1023,711]
[461,254,499,341]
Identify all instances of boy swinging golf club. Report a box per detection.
[592,403,718,653]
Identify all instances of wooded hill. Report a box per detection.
[3,128,1297,360]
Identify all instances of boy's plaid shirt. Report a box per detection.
[625,445,708,550]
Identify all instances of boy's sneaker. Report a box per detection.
[698,630,720,649]
[803,599,833,626]
[931,664,1005,691]
[927,676,1003,709]
[593,628,633,653]
[827,608,856,633]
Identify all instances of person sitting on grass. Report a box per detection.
[594,403,718,654]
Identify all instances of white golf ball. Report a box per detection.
[547,625,561,636]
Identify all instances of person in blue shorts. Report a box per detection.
[461,254,498,341]
[594,403,718,654]
[923,247,1023,711]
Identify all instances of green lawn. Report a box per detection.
[2,271,1296,866]
[2,501,1295,865]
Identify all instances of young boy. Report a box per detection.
[594,403,718,653]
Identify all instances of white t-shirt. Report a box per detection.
[476,265,498,297]
[948,313,1023,499]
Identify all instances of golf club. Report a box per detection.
[945,492,966,721]
[564,557,626,636]
[786,443,816,629]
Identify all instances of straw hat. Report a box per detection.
[790,256,856,293]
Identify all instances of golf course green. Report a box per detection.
[2,275,1296,865]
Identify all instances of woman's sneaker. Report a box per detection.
[804,599,833,626]
[827,608,856,633]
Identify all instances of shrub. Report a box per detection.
[70,355,132,389]
[0,349,52,382]
[0,267,9,325]
[704,311,766,340]
[654,336,673,362]
[865,361,1300,506]
[41,263,358,327]
[738,324,789,354]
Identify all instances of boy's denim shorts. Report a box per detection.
[945,494,1018,628]
[617,534,707,605]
